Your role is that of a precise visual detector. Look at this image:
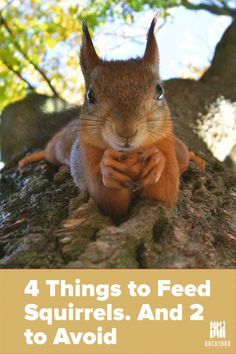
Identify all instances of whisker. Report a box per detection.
[79,114,114,129]
[146,118,182,129]
[78,122,103,126]
[79,118,104,123]
[145,121,171,126]
[144,128,174,137]
[143,128,175,143]
[77,127,101,133]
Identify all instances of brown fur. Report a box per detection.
[19,17,205,219]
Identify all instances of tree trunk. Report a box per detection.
[202,19,236,89]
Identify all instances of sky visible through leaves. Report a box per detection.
[98,7,231,80]
[0,0,232,113]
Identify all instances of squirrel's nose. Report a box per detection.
[115,127,137,139]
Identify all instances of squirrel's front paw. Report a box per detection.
[139,146,165,188]
[101,149,138,189]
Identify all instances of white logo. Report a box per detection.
[210,321,226,339]
[205,320,231,348]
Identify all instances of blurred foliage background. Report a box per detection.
[0,0,235,113]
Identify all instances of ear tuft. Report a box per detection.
[147,15,158,39]
[80,20,101,82]
[143,14,159,67]
[82,19,92,46]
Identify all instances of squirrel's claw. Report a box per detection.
[138,146,165,188]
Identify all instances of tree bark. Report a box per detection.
[202,19,236,88]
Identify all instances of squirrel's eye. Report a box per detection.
[156,84,164,100]
[86,88,96,104]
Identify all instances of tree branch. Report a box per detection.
[181,0,236,17]
[0,14,60,97]
[1,59,35,90]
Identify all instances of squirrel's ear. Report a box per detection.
[80,20,101,79]
[143,16,159,67]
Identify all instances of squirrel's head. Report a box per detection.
[79,17,172,151]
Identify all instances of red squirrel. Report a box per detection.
[19,17,205,219]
